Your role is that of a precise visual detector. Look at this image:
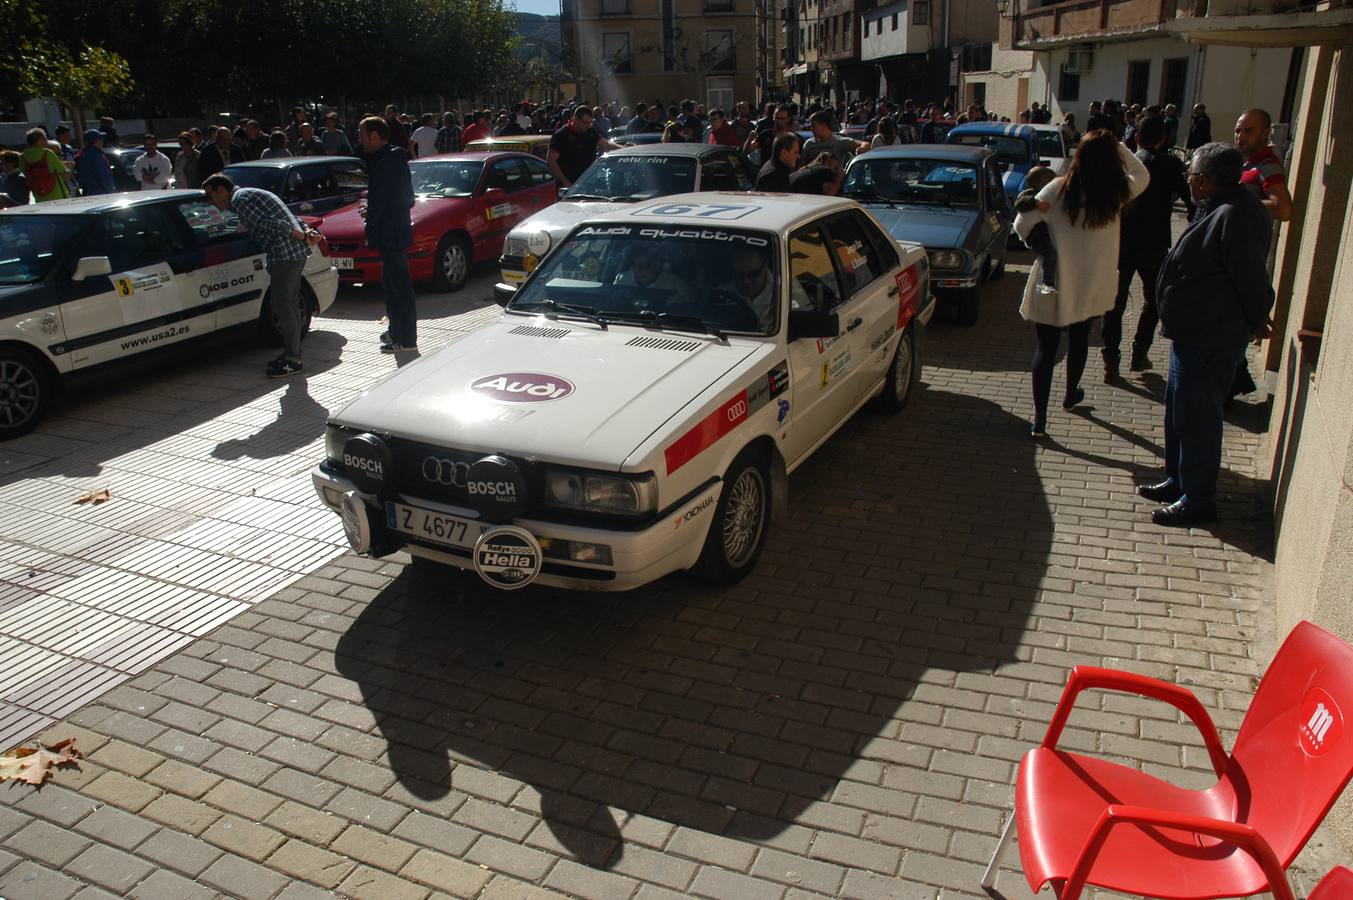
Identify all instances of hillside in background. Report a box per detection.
[515,12,562,65]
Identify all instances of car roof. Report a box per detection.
[856,145,992,163]
[226,156,361,168]
[589,191,855,232]
[599,143,731,159]
[466,135,552,144]
[412,151,537,163]
[947,122,1038,139]
[0,189,204,216]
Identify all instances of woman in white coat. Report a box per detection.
[1014,131,1150,436]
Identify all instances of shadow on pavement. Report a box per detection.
[335,384,1051,868]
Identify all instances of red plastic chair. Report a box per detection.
[981,621,1353,900]
[1308,866,1353,900]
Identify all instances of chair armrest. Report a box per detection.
[1041,665,1230,777]
[1062,804,1293,900]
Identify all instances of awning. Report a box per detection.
[1161,8,1353,45]
[783,63,809,76]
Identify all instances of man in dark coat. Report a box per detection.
[755,133,800,191]
[197,126,246,181]
[1186,103,1212,150]
[359,116,417,353]
[1138,142,1274,526]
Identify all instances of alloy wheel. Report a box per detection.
[721,467,766,568]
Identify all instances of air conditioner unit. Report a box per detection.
[1065,49,1094,73]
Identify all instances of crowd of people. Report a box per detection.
[1011,105,1289,531]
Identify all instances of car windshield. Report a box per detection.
[1036,132,1065,158]
[410,160,484,197]
[842,158,979,206]
[508,223,779,335]
[222,166,283,193]
[0,215,88,284]
[565,156,698,201]
[949,133,1032,165]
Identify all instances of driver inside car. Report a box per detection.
[613,242,693,308]
[718,246,775,331]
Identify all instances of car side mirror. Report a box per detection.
[557,185,568,200]
[71,256,112,282]
[483,187,507,205]
[788,308,839,342]
[493,283,516,306]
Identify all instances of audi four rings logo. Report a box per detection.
[423,457,471,486]
[726,400,748,422]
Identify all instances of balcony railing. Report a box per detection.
[1016,0,1333,42]
[600,0,629,14]
[705,0,736,11]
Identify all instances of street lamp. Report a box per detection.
[995,0,1011,16]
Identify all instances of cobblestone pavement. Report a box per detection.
[1,245,1347,899]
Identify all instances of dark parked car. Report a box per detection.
[222,157,368,216]
[103,146,146,192]
[842,144,1010,325]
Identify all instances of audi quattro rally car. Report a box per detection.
[0,191,338,438]
[313,193,932,591]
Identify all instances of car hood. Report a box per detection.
[867,206,979,249]
[331,315,759,470]
[512,200,632,242]
[318,196,467,239]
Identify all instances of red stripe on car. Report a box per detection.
[896,263,921,328]
[664,389,750,475]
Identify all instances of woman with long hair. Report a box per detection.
[1014,129,1150,437]
[870,117,904,149]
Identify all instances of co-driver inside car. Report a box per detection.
[614,243,692,308]
[719,246,775,331]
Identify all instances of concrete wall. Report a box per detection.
[1264,41,1353,856]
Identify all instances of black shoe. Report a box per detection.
[381,342,418,354]
[267,358,303,378]
[1030,419,1047,439]
[1152,499,1217,527]
[1130,350,1153,372]
[1062,387,1085,410]
[1104,362,1121,383]
[379,330,392,346]
[1137,479,1182,503]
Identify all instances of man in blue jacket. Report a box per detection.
[1138,142,1274,526]
[358,116,417,353]
[75,130,116,195]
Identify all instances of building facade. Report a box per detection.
[561,0,760,109]
[959,16,1036,118]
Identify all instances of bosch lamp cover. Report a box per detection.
[342,434,390,493]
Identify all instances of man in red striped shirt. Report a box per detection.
[1235,108,1294,222]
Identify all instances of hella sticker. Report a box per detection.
[469,373,576,403]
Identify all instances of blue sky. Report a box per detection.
[511,0,561,15]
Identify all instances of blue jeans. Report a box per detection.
[380,248,417,346]
[1163,340,1247,504]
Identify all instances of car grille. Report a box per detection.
[386,437,543,511]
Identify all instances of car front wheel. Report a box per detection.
[0,346,52,440]
[874,327,919,412]
[434,234,471,292]
[696,447,772,585]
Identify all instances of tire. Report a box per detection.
[433,234,471,292]
[956,285,981,326]
[0,346,53,440]
[258,284,314,346]
[695,447,773,585]
[873,327,919,412]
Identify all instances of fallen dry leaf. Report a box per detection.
[74,488,111,506]
[0,738,81,786]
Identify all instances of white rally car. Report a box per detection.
[314,193,933,591]
[0,191,338,437]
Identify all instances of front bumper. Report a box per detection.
[312,465,719,592]
[325,246,436,284]
[932,274,980,290]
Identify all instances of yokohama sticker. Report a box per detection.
[664,360,788,475]
[896,263,922,328]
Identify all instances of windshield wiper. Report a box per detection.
[563,193,611,201]
[844,189,894,205]
[605,194,650,202]
[514,298,609,329]
[606,309,726,339]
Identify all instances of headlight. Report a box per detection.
[928,250,965,270]
[545,470,657,516]
[502,234,529,257]
[526,230,552,256]
[325,423,357,464]
[524,253,540,273]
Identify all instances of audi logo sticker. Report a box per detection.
[423,457,471,487]
[726,400,748,422]
[468,372,576,403]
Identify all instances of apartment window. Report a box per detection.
[706,29,736,72]
[707,77,735,111]
[1124,60,1150,106]
[961,43,992,72]
[914,1,929,24]
[1160,57,1188,107]
[970,82,986,107]
[601,0,628,13]
[844,12,852,47]
[705,0,734,11]
[603,32,632,73]
[891,12,898,29]
[1058,65,1080,102]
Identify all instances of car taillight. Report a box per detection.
[317,234,331,257]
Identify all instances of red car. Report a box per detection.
[316,151,560,292]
